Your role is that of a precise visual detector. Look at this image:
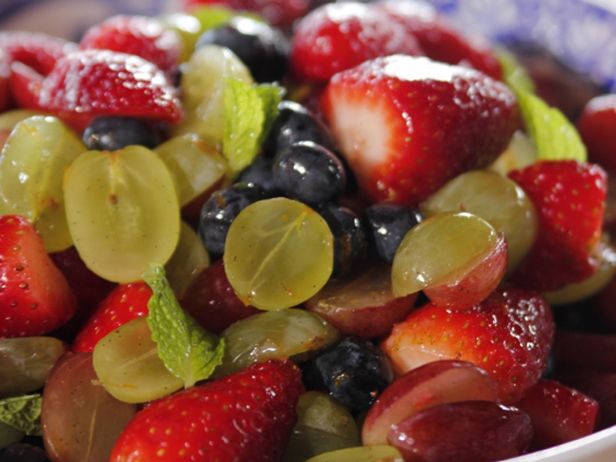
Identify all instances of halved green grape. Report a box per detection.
[0,116,85,251]
[392,212,501,299]
[175,45,253,145]
[490,131,536,176]
[155,133,227,207]
[545,242,616,305]
[284,391,360,462]
[63,146,180,283]
[165,221,210,298]
[224,198,334,310]
[92,317,183,403]
[421,170,537,271]
[304,445,404,462]
[218,309,338,376]
[0,337,65,398]
[0,110,42,132]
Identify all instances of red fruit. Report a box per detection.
[9,62,44,111]
[381,287,554,403]
[389,401,532,462]
[0,50,10,112]
[515,379,599,449]
[72,282,151,353]
[509,161,607,292]
[377,0,502,80]
[578,94,616,174]
[34,50,182,128]
[321,55,519,206]
[181,260,259,334]
[0,32,77,76]
[110,360,303,462]
[305,264,416,339]
[184,0,312,26]
[291,2,423,82]
[80,15,181,75]
[362,360,499,445]
[0,215,76,337]
[557,371,616,430]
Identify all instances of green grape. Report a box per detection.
[0,336,65,398]
[224,198,334,310]
[0,422,23,449]
[165,221,210,298]
[490,131,536,175]
[63,146,180,283]
[218,309,338,376]
[304,445,404,462]
[421,170,537,271]
[0,109,42,132]
[392,212,499,297]
[0,116,85,251]
[155,134,227,207]
[175,45,253,145]
[284,391,360,462]
[159,13,202,62]
[92,317,183,403]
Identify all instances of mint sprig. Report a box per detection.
[223,79,284,177]
[145,265,225,388]
[0,394,42,436]
[500,49,587,163]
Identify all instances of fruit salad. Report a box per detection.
[0,1,615,461]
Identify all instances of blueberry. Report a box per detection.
[319,204,368,277]
[82,117,163,151]
[364,204,423,263]
[198,183,266,255]
[302,337,392,414]
[0,444,49,462]
[264,101,335,157]
[237,156,279,195]
[195,17,289,83]
[273,141,346,206]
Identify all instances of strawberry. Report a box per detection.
[184,0,312,27]
[0,50,10,112]
[181,260,259,334]
[0,32,77,76]
[0,215,76,338]
[290,2,423,82]
[578,94,616,174]
[110,359,303,462]
[80,15,182,75]
[377,0,502,80]
[22,50,182,129]
[558,371,616,429]
[515,379,599,449]
[9,62,44,111]
[381,287,554,403]
[509,161,607,292]
[72,282,151,353]
[321,54,519,206]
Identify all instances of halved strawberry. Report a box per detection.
[0,215,76,338]
[321,54,519,206]
[72,282,152,353]
[184,0,312,27]
[33,50,182,128]
[509,161,607,292]
[515,379,599,449]
[290,2,423,82]
[110,360,303,462]
[0,32,77,76]
[80,15,182,75]
[381,287,554,403]
[377,0,502,79]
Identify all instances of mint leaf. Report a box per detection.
[516,89,587,162]
[498,49,535,94]
[256,83,285,144]
[223,78,265,177]
[145,265,225,388]
[0,394,42,436]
